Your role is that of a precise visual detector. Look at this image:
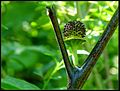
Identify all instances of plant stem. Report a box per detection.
[71,45,78,66]
[46,6,74,79]
[73,7,118,89]
[76,1,81,19]
[42,61,63,89]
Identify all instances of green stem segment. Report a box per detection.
[72,47,78,66]
[67,39,85,66]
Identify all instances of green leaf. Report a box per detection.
[77,50,90,55]
[1,76,40,90]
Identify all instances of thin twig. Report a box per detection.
[46,6,74,79]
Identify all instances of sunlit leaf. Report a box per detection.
[77,50,90,55]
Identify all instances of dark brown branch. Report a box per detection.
[47,5,118,90]
[46,6,74,79]
[68,7,119,89]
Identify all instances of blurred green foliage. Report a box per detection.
[1,1,118,90]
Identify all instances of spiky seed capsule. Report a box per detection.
[63,20,86,41]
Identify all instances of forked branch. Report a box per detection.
[68,7,119,89]
[47,5,118,90]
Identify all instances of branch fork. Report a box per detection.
[47,5,118,90]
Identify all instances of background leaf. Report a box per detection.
[1,76,40,90]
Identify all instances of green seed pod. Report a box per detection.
[63,20,86,66]
[63,20,86,40]
[63,20,86,47]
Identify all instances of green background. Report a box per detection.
[1,1,118,90]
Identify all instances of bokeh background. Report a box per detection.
[1,1,118,90]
